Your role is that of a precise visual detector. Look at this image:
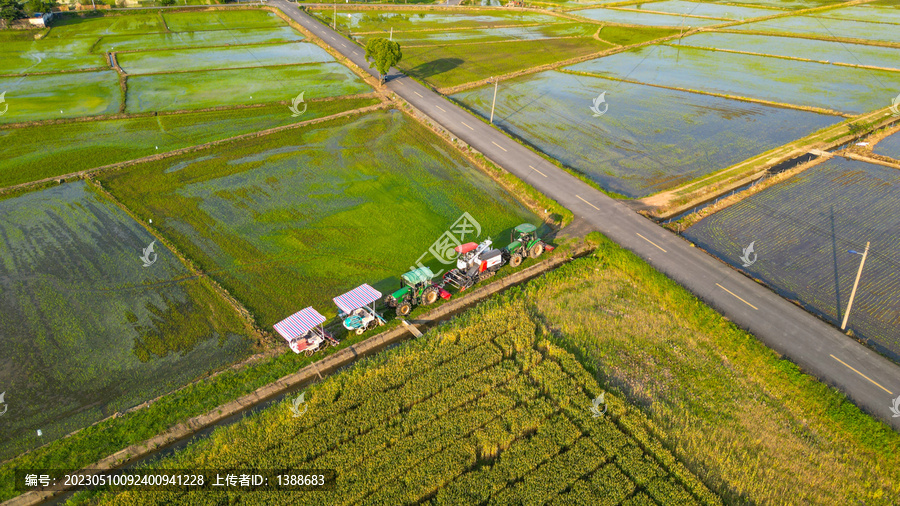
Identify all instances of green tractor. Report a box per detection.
[504,223,554,268]
[384,266,451,316]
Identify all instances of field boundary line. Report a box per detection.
[664,43,900,73]
[117,59,344,77]
[403,35,586,49]
[0,100,388,198]
[0,66,108,78]
[350,22,547,36]
[711,28,900,50]
[840,151,900,170]
[2,242,592,506]
[111,37,309,55]
[560,69,852,118]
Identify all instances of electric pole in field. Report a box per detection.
[841,241,870,331]
[490,77,498,124]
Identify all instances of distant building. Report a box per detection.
[27,12,53,27]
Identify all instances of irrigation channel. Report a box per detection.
[15,242,593,506]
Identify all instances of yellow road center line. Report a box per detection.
[529,165,547,177]
[436,105,446,112]
[716,283,758,310]
[491,141,507,152]
[414,92,423,97]
[397,81,404,85]
[461,121,474,130]
[830,354,893,394]
[575,195,600,211]
[636,233,667,253]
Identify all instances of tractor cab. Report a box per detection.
[273,306,339,357]
[334,284,387,335]
[385,266,450,316]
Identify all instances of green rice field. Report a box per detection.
[674,32,900,71]
[567,44,900,115]
[873,130,900,160]
[318,9,563,33]
[124,63,371,112]
[0,181,253,461]
[0,97,379,189]
[684,157,900,359]
[83,301,720,506]
[452,70,839,197]
[0,71,121,124]
[162,9,286,32]
[117,41,333,74]
[0,33,104,75]
[95,26,304,53]
[730,15,900,44]
[570,8,728,27]
[99,109,540,327]
[46,12,165,38]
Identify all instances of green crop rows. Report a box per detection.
[83,300,721,505]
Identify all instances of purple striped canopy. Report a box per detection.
[273,307,326,342]
[333,284,382,313]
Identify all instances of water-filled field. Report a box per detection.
[819,0,900,25]
[0,71,121,124]
[99,110,540,327]
[619,0,784,20]
[0,181,252,460]
[730,16,900,44]
[320,9,562,33]
[568,44,900,114]
[0,97,379,189]
[360,23,598,45]
[713,0,850,8]
[0,33,103,74]
[162,9,286,32]
[571,8,727,27]
[46,12,165,38]
[684,157,900,359]
[117,41,332,74]
[452,71,839,197]
[675,32,900,71]
[874,131,900,160]
[94,26,304,53]
[124,62,370,112]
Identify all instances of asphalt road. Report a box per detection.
[273,0,900,430]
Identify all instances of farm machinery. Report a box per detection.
[385,266,452,316]
[504,223,553,267]
[442,238,506,291]
[334,283,387,335]
[273,307,339,357]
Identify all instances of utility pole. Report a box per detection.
[390,27,393,41]
[490,77,498,124]
[333,3,336,30]
[841,241,870,331]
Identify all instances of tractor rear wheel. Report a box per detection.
[510,253,523,268]
[530,243,544,258]
[397,302,412,316]
[423,287,439,305]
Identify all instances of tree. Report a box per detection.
[0,0,25,23]
[364,37,402,83]
[159,0,175,5]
